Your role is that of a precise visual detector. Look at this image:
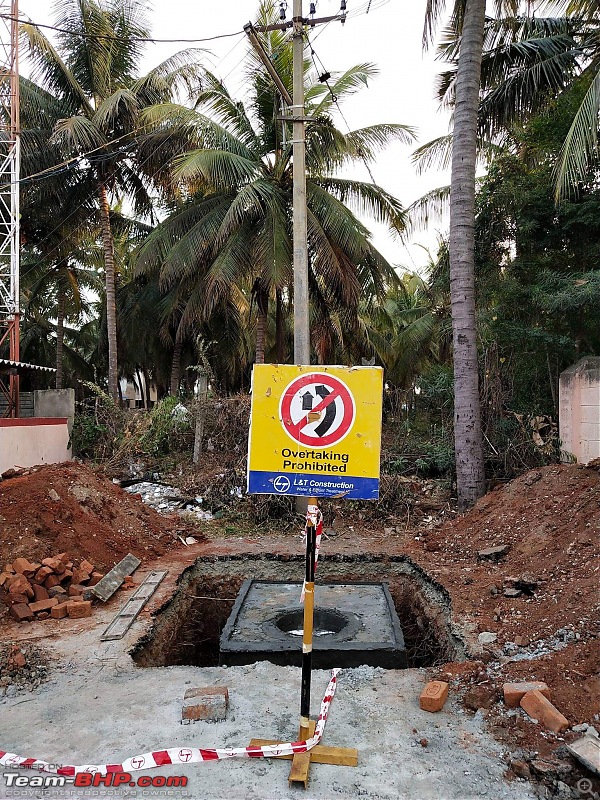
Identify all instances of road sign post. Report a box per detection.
[246,364,383,785]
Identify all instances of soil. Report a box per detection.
[0,462,203,572]
[0,458,598,796]
[388,463,600,788]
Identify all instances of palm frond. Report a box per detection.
[555,66,600,198]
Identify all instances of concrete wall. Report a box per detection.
[0,418,71,474]
[559,357,600,464]
[33,389,75,432]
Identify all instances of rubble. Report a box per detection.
[123,481,214,521]
[0,552,103,623]
[0,642,50,692]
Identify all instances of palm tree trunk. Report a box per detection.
[255,308,267,364]
[97,181,119,403]
[143,366,152,408]
[136,367,146,409]
[170,340,182,396]
[449,0,486,510]
[56,286,65,390]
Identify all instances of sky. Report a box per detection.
[19,0,452,274]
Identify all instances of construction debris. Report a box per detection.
[419,680,448,712]
[91,553,140,603]
[0,552,104,623]
[520,690,569,733]
[503,681,550,708]
[0,642,50,692]
[567,732,600,777]
[182,686,229,722]
[123,481,214,521]
[0,463,203,573]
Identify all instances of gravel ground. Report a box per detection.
[0,638,538,800]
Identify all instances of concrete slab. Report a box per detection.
[220,580,406,669]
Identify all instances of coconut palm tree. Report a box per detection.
[136,1,413,370]
[21,0,206,400]
[423,0,491,508]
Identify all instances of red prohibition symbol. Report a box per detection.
[279,372,356,448]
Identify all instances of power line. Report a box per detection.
[306,34,378,184]
[0,12,244,44]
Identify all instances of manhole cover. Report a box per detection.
[220,580,406,669]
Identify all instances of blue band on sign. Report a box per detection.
[247,470,379,500]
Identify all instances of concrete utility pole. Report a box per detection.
[291,0,310,367]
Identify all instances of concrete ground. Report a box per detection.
[0,616,537,800]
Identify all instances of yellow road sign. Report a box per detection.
[247,364,383,499]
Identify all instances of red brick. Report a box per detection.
[8,575,34,598]
[48,586,67,599]
[520,690,569,733]
[419,681,449,713]
[59,569,73,584]
[0,571,12,587]
[71,569,90,585]
[50,602,69,619]
[4,563,15,574]
[9,649,26,668]
[503,681,550,709]
[66,600,92,618]
[12,558,34,575]
[32,584,49,602]
[55,552,70,564]
[68,584,85,597]
[79,560,94,574]
[44,574,61,589]
[28,598,59,614]
[88,572,104,586]
[5,593,29,606]
[182,687,229,721]
[33,566,54,584]
[9,603,34,622]
[42,557,66,574]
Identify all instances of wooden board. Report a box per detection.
[91,553,141,603]
[100,570,167,641]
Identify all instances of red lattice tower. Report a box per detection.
[0,0,20,415]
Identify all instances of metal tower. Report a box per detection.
[0,0,20,415]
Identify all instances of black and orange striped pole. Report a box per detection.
[299,501,318,739]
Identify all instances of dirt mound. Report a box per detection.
[400,464,600,783]
[0,462,199,572]
[417,464,599,650]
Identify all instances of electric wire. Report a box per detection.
[0,12,244,44]
[306,33,378,184]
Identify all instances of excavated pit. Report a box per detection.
[132,554,468,670]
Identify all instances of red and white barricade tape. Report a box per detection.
[300,503,323,603]
[0,669,340,776]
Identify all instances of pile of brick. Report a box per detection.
[0,554,104,623]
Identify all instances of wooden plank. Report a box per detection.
[249,739,358,767]
[91,553,141,603]
[288,721,315,787]
[100,570,166,641]
[567,734,600,776]
[288,751,311,787]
